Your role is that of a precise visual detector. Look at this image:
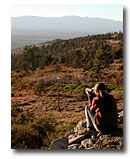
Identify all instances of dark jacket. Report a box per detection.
[88,94,118,132]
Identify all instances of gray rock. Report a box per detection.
[68,134,85,145]
[74,121,87,136]
[68,144,80,149]
[65,130,75,137]
[49,136,68,149]
[74,127,78,133]
[81,139,93,149]
[76,121,87,130]
[77,128,91,136]
[118,111,123,124]
[79,144,85,149]
[91,135,96,143]
[68,134,76,139]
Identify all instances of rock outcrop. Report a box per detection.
[49,111,123,149]
[49,136,68,149]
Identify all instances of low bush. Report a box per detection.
[11,112,56,149]
[34,79,45,95]
[55,121,78,137]
[63,84,77,94]
[54,64,62,72]
[76,88,88,101]
[74,83,95,94]
[105,84,123,91]
[46,84,57,92]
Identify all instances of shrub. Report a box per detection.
[11,114,56,149]
[46,84,57,91]
[74,84,95,94]
[105,84,123,91]
[74,85,86,94]
[54,64,62,72]
[11,124,39,149]
[46,68,55,72]
[34,79,45,95]
[63,84,77,93]
[76,88,88,101]
[55,121,78,137]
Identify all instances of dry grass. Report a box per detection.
[11,66,123,149]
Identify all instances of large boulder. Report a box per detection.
[49,136,68,149]
[68,134,85,145]
[68,144,80,149]
[49,111,123,150]
[81,138,94,149]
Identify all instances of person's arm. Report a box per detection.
[90,97,98,113]
[88,96,92,107]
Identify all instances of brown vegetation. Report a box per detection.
[11,32,123,149]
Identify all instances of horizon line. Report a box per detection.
[11,15,123,22]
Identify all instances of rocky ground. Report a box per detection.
[50,111,123,150]
[11,75,123,149]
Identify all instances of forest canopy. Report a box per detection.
[11,32,123,81]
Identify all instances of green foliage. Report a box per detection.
[55,121,78,137]
[92,42,113,76]
[46,68,55,72]
[105,84,123,91]
[11,32,123,86]
[12,32,123,73]
[46,84,57,91]
[74,83,95,93]
[73,83,95,101]
[11,54,22,72]
[20,45,41,72]
[112,47,123,59]
[63,84,77,92]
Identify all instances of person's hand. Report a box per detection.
[85,88,91,97]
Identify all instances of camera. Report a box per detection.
[85,87,96,102]
[85,87,95,96]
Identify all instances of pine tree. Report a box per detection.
[20,46,40,72]
[92,43,113,76]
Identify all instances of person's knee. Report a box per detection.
[85,105,89,109]
[85,105,89,111]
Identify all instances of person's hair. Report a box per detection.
[94,82,106,98]
[94,82,116,112]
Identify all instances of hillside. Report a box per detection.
[11,16,123,48]
[11,32,123,149]
[12,32,123,84]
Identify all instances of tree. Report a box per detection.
[72,55,81,68]
[60,54,66,64]
[11,54,22,72]
[92,43,113,76]
[20,46,40,72]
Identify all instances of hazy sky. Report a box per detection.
[11,4,123,21]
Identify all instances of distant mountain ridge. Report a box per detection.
[11,16,123,48]
[11,15,123,32]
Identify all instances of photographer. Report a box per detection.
[85,82,118,133]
